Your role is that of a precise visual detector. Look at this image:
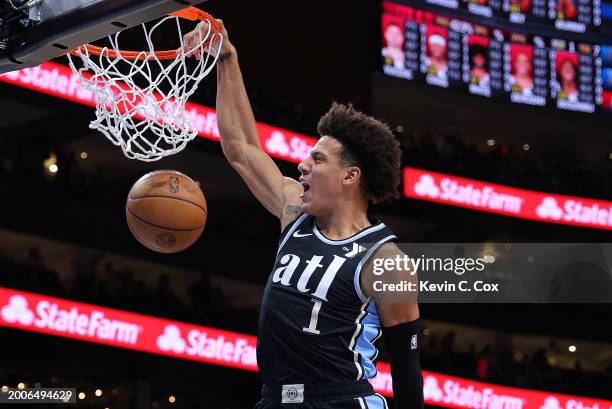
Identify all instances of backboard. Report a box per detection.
[0,0,207,74]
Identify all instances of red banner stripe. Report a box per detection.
[1,287,612,408]
[404,167,612,231]
[0,62,316,164]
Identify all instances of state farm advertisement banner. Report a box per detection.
[0,62,315,164]
[405,168,612,231]
[2,287,612,408]
[378,366,612,409]
[0,287,257,372]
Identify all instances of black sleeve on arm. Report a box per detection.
[381,318,424,409]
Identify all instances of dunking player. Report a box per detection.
[183,20,424,409]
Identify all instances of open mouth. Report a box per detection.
[300,181,310,198]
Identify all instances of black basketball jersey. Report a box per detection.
[257,213,397,385]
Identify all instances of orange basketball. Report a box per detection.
[126,170,207,253]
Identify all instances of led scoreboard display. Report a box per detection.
[382,1,612,112]
[423,0,602,34]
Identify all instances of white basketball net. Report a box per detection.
[67,16,222,161]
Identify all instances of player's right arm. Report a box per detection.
[183,20,303,229]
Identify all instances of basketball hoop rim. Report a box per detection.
[68,7,220,61]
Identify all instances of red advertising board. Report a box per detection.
[0,62,316,164]
[405,167,612,231]
[2,287,612,409]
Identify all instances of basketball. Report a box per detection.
[126,170,207,253]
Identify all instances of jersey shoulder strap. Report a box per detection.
[353,221,398,303]
[277,213,310,251]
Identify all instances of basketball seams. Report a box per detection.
[126,170,206,253]
[132,172,197,189]
[128,195,207,212]
[126,212,190,254]
[126,213,174,254]
[130,172,182,190]
[125,207,206,232]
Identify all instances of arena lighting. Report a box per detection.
[17,383,25,389]
[2,288,612,408]
[1,386,8,393]
[404,167,612,231]
[95,389,102,397]
[78,392,85,400]
[43,153,58,175]
[609,152,612,160]
[483,254,496,263]
[80,152,88,159]
[486,138,495,146]
[523,144,530,151]
[569,345,577,352]
[169,395,176,403]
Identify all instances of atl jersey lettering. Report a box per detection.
[257,213,397,385]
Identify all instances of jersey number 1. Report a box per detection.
[302,298,322,335]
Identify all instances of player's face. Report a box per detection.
[297,136,349,216]
[384,24,404,49]
[514,53,532,76]
[430,42,446,58]
[472,53,486,68]
[560,60,576,82]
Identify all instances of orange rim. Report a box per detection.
[69,7,220,61]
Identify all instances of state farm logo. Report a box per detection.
[1,294,141,344]
[266,131,290,156]
[535,197,612,228]
[1,295,34,325]
[412,173,523,214]
[414,174,440,198]
[157,325,186,354]
[536,197,563,220]
[264,131,312,161]
[423,376,443,401]
[540,397,562,409]
[155,325,257,367]
[421,375,525,409]
[539,397,610,409]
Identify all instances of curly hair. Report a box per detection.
[317,103,401,203]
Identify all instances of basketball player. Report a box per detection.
[183,20,423,409]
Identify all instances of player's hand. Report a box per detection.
[181,18,233,60]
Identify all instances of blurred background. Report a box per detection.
[0,0,611,408]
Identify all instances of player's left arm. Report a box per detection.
[361,242,424,409]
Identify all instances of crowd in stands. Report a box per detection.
[1,246,611,399]
[0,246,258,334]
[419,331,612,399]
[0,117,610,210]
[400,131,611,200]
